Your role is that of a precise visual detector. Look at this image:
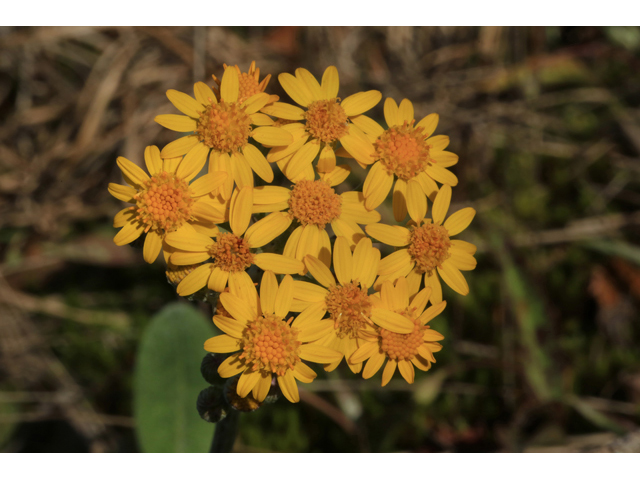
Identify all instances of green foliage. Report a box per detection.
[133,302,214,453]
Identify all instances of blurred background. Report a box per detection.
[1,26,640,453]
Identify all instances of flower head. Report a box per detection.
[108,146,228,263]
[154,65,293,199]
[350,278,446,386]
[262,66,381,177]
[204,271,342,403]
[250,169,381,269]
[211,61,279,104]
[165,186,303,295]
[291,237,418,373]
[365,185,477,304]
[342,98,460,223]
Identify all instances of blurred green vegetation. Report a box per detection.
[1,26,640,452]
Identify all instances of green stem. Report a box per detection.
[209,409,240,452]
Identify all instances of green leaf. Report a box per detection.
[134,302,215,452]
[583,239,640,266]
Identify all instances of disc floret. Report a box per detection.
[380,314,425,362]
[408,223,452,274]
[196,102,252,153]
[325,281,372,339]
[239,314,301,376]
[374,121,432,180]
[288,180,342,228]
[207,233,254,272]
[133,171,193,234]
[304,99,348,143]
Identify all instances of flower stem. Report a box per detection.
[209,409,240,452]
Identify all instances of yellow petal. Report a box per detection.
[217,353,245,378]
[298,344,342,364]
[249,113,274,126]
[293,362,317,384]
[252,126,294,147]
[352,237,380,289]
[321,65,339,99]
[220,292,255,322]
[116,156,149,187]
[333,236,353,285]
[320,164,351,187]
[419,300,447,325]
[444,207,476,236]
[416,113,439,137]
[230,152,253,190]
[237,370,261,398]
[283,225,303,259]
[164,228,212,251]
[229,186,253,237]
[108,183,136,203]
[242,144,273,183]
[260,102,305,120]
[318,228,332,268]
[286,141,320,179]
[423,272,442,304]
[431,150,458,167]
[176,264,212,296]
[370,308,414,333]
[363,351,385,379]
[277,369,300,403]
[423,329,445,342]
[228,269,258,316]
[398,360,415,384]
[160,135,199,159]
[143,230,162,264]
[378,249,413,276]
[204,334,240,353]
[295,68,323,101]
[243,92,271,115]
[166,89,203,117]
[208,267,229,293]
[253,253,303,275]
[383,97,400,127]
[298,319,334,343]
[220,66,239,103]
[350,114,384,137]
[244,212,292,248]
[260,270,278,315]
[176,142,209,183]
[170,251,210,266]
[113,207,134,228]
[292,301,327,329]
[297,224,320,261]
[189,172,228,197]
[365,224,410,247]
[398,99,414,123]
[330,218,365,247]
[304,254,336,288]
[339,193,381,225]
[274,274,293,317]
[340,131,376,166]
[113,220,144,246]
[252,374,272,402]
[416,171,439,202]
[292,281,327,303]
[426,135,449,151]
[426,164,458,187]
[407,179,427,223]
[409,286,432,316]
[279,72,312,107]
[363,162,394,210]
[350,340,379,364]
[317,145,336,174]
[213,314,246,338]
[448,249,477,271]
[193,81,216,105]
[432,184,452,226]
[341,90,382,117]
[437,261,469,296]
[381,359,397,386]
[144,146,163,176]
[154,114,196,132]
[392,179,408,222]
[450,239,477,255]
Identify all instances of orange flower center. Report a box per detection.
[380,315,425,361]
[238,72,262,102]
[374,121,432,181]
[325,281,372,339]
[207,233,254,272]
[304,99,348,143]
[288,180,342,228]
[133,171,193,234]
[196,101,252,153]
[408,223,451,275]
[239,313,300,376]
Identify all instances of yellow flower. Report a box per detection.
[290,237,418,374]
[350,278,446,386]
[262,66,381,177]
[342,98,459,223]
[204,271,342,403]
[108,145,228,263]
[250,168,381,269]
[165,186,303,296]
[154,66,293,199]
[365,185,477,304]
[211,61,279,105]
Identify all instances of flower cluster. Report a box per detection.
[109,63,476,404]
